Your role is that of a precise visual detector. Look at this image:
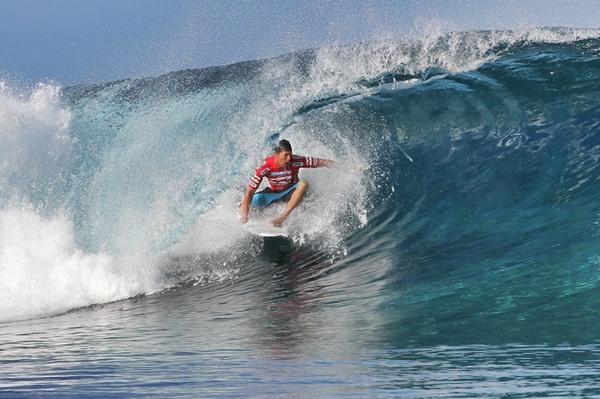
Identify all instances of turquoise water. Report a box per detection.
[2,27,600,397]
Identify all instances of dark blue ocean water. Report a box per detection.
[2,28,600,397]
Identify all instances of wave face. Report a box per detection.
[1,27,600,347]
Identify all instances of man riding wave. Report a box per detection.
[240,139,334,226]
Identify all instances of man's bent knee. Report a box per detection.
[298,180,309,191]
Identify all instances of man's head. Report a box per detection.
[274,139,293,167]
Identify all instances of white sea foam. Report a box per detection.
[0,207,161,322]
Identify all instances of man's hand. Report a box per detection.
[240,188,255,224]
[319,159,335,167]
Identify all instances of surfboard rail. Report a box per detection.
[244,221,289,238]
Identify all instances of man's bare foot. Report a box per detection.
[271,215,286,227]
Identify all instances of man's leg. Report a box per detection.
[272,180,309,226]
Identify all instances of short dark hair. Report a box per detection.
[275,139,292,153]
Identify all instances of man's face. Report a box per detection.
[275,150,292,167]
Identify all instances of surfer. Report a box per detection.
[240,139,334,226]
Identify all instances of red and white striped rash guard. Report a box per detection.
[248,154,323,191]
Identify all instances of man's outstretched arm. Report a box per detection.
[299,156,335,168]
[239,187,256,224]
[317,158,335,167]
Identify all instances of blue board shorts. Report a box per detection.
[251,182,299,207]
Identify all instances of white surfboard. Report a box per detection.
[244,220,289,238]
